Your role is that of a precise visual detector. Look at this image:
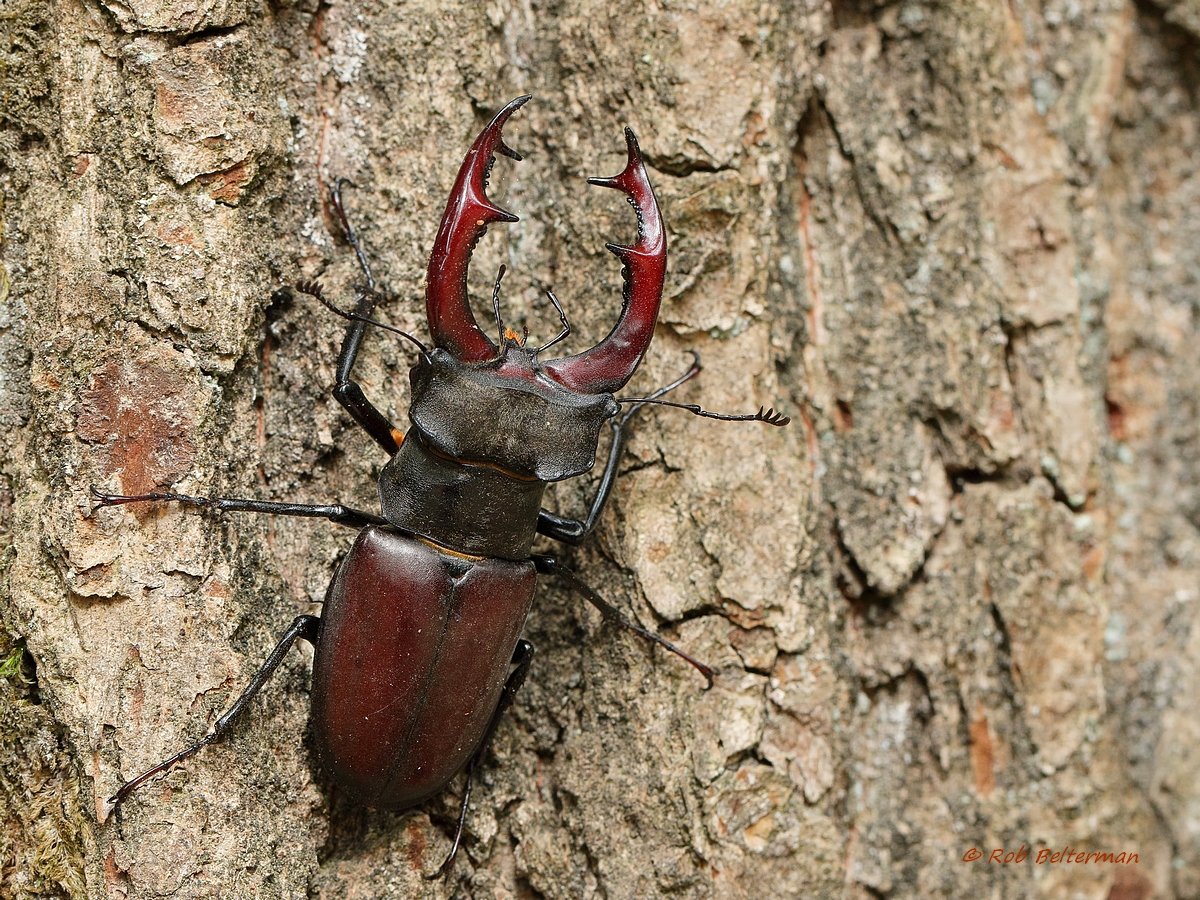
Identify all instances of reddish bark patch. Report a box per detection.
[989,388,1015,430]
[203,578,230,600]
[1105,395,1128,442]
[154,82,201,129]
[983,140,1020,170]
[1107,868,1153,900]
[1082,545,1106,585]
[32,371,61,392]
[741,110,766,148]
[157,220,204,250]
[128,669,144,727]
[78,351,197,499]
[198,161,251,204]
[968,709,996,798]
[102,846,130,894]
[722,601,767,630]
[833,399,854,433]
[404,819,426,870]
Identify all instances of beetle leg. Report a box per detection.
[325,180,404,455]
[532,557,715,687]
[108,615,321,810]
[426,639,534,881]
[89,486,386,529]
[428,768,475,881]
[535,352,701,545]
[533,416,622,544]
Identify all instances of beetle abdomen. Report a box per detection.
[311,526,536,809]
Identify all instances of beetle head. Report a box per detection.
[424,96,667,400]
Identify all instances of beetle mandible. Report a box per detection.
[92,95,788,877]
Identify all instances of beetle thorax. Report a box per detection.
[407,347,619,482]
[375,346,618,560]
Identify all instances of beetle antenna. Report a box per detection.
[296,280,430,356]
[614,350,700,425]
[535,288,572,355]
[615,395,790,427]
[492,264,508,346]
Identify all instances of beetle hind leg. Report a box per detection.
[426,639,534,881]
[533,556,715,687]
[108,614,321,811]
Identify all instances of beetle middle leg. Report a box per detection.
[426,638,535,880]
[89,486,386,529]
[109,614,321,808]
[536,351,701,545]
[323,179,404,455]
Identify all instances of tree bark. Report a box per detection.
[1,0,1197,897]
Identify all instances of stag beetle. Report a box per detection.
[92,95,788,877]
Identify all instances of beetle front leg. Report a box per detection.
[109,614,321,809]
[536,352,701,545]
[426,639,535,881]
[535,413,631,544]
[327,180,404,455]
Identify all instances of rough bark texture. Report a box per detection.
[1,0,1197,897]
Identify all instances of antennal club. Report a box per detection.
[615,397,790,426]
[616,355,789,426]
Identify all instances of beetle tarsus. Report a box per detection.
[424,770,474,881]
[109,735,215,807]
[330,178,378,292]
[298,280,429,356]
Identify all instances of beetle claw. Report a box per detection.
[426,95,531,362]
[543,126,666,394]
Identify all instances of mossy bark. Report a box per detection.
[1,0,1197,897]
